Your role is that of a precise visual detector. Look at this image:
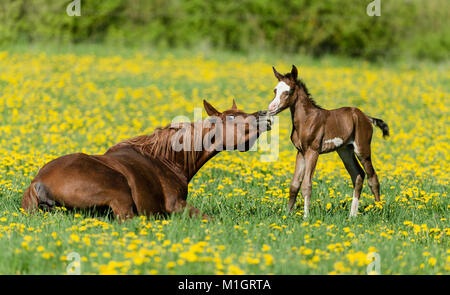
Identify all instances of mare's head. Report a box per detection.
[202,99,272,152]
[268,65,305,115]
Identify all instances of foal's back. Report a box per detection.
[310,106,373,154]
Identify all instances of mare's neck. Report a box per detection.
[174,124,221,182]
[184,149,219,182]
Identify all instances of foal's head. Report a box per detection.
[203,99,272,151]
[268,65,306,115]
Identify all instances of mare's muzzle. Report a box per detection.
[256,110,273,131]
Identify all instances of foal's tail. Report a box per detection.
[368,116,390,138]
[21,181,55,212]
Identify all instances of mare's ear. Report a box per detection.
[272,66,284,81]
[291,65,298,81]
[203,100,220,116]
[231,99,238,111]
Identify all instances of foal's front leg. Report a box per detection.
[301,149,319,218]
[288,151,305,212]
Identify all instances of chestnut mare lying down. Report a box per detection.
[22,100,271,220]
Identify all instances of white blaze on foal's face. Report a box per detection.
[268,81,290,114]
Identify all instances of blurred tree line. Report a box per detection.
[0,0,448,60]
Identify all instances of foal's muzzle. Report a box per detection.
[268,107,284,116]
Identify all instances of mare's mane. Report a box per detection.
[108,122,203,173]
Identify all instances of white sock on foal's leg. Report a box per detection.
[304,203,309,218]
[350,191,359,217]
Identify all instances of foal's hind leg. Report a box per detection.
[354,145,381,202]
[337,146,365,217]
[357,153,380,202]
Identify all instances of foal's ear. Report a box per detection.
[291,65,298,81]
[272,66,284,81]
[231,99,238,111]
[203,100,220,116]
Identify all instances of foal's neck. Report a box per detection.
[290,86,321,126]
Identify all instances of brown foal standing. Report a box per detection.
[268,65,389,217]
[22,100,271,220]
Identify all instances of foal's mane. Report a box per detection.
[285,73,322,109]
[108,122,202,173]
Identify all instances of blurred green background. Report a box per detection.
[0,0,448,61]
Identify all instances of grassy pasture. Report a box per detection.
[0,45,448,274]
